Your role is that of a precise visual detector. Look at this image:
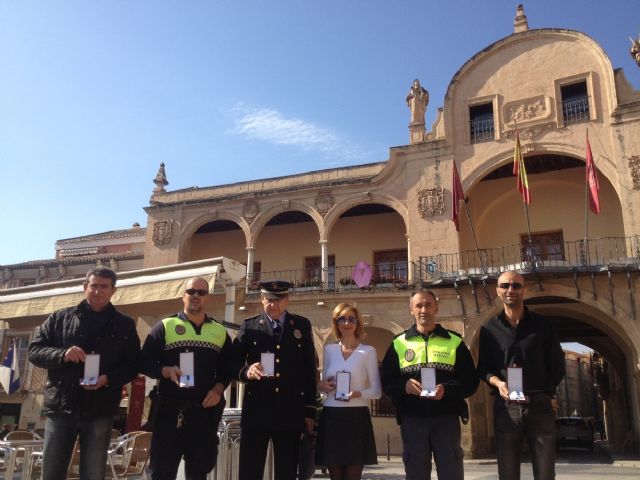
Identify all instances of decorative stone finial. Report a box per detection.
[153,163,169,193]
[514,4,528,33]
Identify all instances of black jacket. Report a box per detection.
[140,313,233,405]
[381,324,478,424]
[233,311,317,431]
[28,300,140,416]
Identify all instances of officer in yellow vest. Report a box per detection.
[381,288,478,480]
[141,277,233,480]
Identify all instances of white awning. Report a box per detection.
[0,258,233,319]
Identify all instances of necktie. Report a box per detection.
[273,321,282,336]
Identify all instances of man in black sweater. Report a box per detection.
[478,270,565,480]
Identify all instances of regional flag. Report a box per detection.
[452,160,465,231]
[586,134,601,214]
[0,339,20,394]
[513,129,531,204]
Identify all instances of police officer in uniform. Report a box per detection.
[234,280,317,480]
[141,277,233,480]
[381,288,478,480]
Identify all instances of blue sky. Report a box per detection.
[1,1,639,265]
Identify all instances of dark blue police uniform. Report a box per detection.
[234,282,317,480]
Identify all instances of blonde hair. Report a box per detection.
[330,303,365,340]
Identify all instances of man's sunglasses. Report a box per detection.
[498,282,523,290]
[337,316,358,325]
[185,288,208,296]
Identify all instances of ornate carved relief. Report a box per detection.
[504,124,553,154]
[418,187,445,218]
[503,96,551,126]
[153,219,174,246]
[629,156,640,190]
[243,201,260,224]
[315,191,334,216]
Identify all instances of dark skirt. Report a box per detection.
[315,406,378,466]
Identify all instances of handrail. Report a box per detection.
[416,236,640,284]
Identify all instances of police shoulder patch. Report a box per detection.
[404,349,415,362]
[175,324,186,335]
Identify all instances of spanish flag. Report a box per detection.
[513,128,531,204]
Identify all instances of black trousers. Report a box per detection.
[149,404,220,480]
[238,427,301,480]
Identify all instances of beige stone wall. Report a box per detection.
[460,167,626,251]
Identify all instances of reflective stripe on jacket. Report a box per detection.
[393,332,462,374]
[162,316,227,352]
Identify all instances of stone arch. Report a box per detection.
[248,201,324,248]
[465,283,639,358]
[463,278,640,452]
[323,194,409,243]
[462,148,621,202]
[179,211,250,262]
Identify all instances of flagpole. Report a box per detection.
[514,122,534,260]
[452,160,486,271]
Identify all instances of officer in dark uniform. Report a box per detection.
[141,277,233,480]
[234,280,317,480]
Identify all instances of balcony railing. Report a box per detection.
[470,117,494,143]
[246,263,412,295]
[417,236,640,284]
[562,95,590,125]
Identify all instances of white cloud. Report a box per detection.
[228,104,369,161]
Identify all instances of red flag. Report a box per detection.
[585,134,601,214]
[513,128,531,204]
[452,161,465,231]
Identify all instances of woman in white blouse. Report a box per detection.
[315,303,382,480]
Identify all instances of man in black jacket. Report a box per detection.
[28,267,140,480]
[381,288,478,480]
[478,270,565,480]
[234,280,317,480]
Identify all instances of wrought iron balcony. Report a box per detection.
[246,263,412,295]
[417,236,640,284]
[562,95,590,125]
[470,117,495,143]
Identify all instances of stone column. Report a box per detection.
[245,247,255,293]
[406,233,414,285]
[320,240,328,290]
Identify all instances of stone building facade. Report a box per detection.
[1,6,640,455]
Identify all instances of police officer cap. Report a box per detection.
[259,280,293,299]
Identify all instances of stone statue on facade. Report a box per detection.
[630,35,640,67]
[406,79,429,125]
